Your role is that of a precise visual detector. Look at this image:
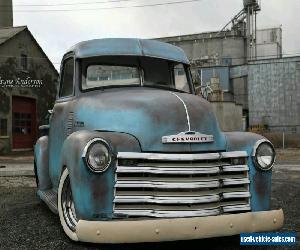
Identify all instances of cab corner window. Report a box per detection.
[59,57,74,97]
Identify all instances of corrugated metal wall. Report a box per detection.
[248,57,300,132]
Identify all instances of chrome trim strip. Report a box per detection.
[223,178,250,186]
[117,165,249,175]
[223,191,251,199]
[221,151,248,158]
[222,165,249,172]
[115,180,220,189]
[117,151,248,161]
[137,162,229,167]
[114,195,220,204]
[170,92,191,131]
[115,178,249,189]
[223,204,251,212]
[114,209,221,218]
[114,204,251,218]
[117,166,221,175]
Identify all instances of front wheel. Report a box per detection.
[58,168,78,241]
[33,161,39,188]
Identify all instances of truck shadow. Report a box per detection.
[76,236,241,250]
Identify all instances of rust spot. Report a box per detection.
[253,172,270,199]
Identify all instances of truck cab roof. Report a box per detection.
[66,38,190,64]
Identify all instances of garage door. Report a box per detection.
[12,96,37,149]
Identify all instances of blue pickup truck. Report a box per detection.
[34,38,283,243]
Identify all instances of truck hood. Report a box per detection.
[74,87,226,152]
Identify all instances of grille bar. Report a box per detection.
[115,180,220,189]
[117,166,220,175]
[114,194,220,204]
[115,178,249,189]
[117,164,249,175]
[223,165,249,172]
[114,209,221,218]
[114,191,250,205]
[117,151,247,161]
[114,204,251,218]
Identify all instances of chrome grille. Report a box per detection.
[114,151,250,218]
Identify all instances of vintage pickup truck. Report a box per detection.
[34,38,283,243]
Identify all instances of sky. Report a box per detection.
[12,0,300,69]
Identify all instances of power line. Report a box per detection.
[1,0,134,7]
[0,0,204,12]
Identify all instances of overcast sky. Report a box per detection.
[12,0,300,69]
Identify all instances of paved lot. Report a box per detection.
[0,163,299,249]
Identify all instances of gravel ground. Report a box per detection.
[0,165,299,250]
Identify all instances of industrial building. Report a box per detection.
[157,0,296,139]
[0,0,58,153]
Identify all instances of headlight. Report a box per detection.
[82,138,112,173]
[253,140,275,171]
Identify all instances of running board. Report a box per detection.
[37,189,58,214]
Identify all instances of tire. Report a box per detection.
[58,168,79,241]
[33,161,39,188]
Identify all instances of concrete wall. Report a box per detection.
[0,28,58,153]
[156,31,246,67]
[256,27,282,59]
[248,57,300,132]
[211,102,243,132]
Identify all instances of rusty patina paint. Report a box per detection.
[59,130,140,220]
[253,171,271,201]
[34,136,52,190]
[225,132,272,211]
[73,87,226,153]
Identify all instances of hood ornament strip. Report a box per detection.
[170,92,191,131]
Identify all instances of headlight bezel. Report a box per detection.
[82,138,112,173]
[252,139,276,171]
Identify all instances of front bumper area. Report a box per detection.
[75,209,284,243]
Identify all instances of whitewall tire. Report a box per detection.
[58,168,79,241]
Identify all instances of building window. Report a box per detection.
[0,119,7,136]
[21,54,28,70]
[13,113,32,135]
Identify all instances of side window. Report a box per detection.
[173,63,190,93]
[59,57,74,97]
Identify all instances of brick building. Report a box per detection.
[0,1,58,153]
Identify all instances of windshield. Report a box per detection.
[82,56,191,93]
[85,65,140,89]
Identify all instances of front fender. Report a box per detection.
[34,136,51,191]
[224,132,273,212]
[60,130,141,221]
